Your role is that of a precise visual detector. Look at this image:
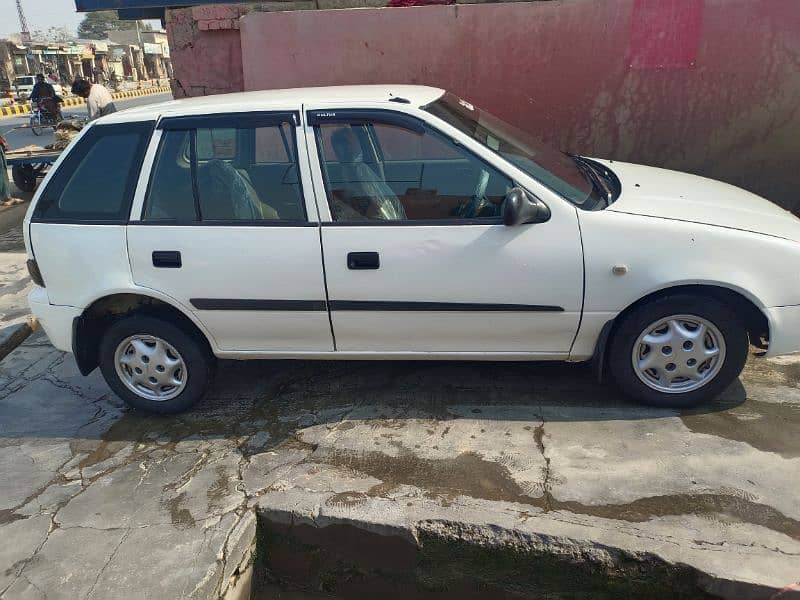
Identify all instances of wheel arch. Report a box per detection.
[73,292,215,376]
[592,283,768,381]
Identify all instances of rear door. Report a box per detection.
[127,111,333,354]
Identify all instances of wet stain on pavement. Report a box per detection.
[165,492,196,529]
[316,449,529,504]
[311,447,800,540]
[681,397,800,458]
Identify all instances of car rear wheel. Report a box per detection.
[99,315,214,414]
[608,294,749,408]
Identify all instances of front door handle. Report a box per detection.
[152,251,182,268]
[347,252,380,270]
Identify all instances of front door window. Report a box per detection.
[314,118,513,222]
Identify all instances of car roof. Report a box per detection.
[99,85,445,124]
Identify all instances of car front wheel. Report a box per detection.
[98,315,214,414]
[608,294,749,408]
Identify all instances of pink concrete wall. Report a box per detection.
[168,5,246,97]
[172,1,800,212]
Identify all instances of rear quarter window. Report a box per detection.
[32,121,154,223]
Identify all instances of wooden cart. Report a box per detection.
[6,148,61,193]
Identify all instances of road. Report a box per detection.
[0,93,172,252]
[1,92,173,151]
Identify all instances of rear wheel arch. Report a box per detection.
[73,293,214,375]
[593,284,768,380]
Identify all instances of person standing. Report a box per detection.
[71,79,116,121]
[0,136,23,206]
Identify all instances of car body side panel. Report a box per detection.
[29,223,134,308]
[571,209,800,360]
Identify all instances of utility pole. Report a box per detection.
[16,0,31,43]
[135,19,145,84]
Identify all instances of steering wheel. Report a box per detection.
[457,170,492,219]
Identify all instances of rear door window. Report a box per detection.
[32,122,154,223]
[143,114,306,223]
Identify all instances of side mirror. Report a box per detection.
[502,187,551,226]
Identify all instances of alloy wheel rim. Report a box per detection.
[114,335,187,401]
[631,314,726,394]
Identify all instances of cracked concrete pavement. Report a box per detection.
[0,328,798,598]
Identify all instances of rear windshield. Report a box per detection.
[15,77,34,86]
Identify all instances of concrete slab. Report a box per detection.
[0,334,797,599]
[0,253,31,328]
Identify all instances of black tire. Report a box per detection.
[98,315,214,414]
[608,294,749,408]
[12,165,37,193]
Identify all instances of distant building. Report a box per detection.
[0,30,171,92]
[106,30,172,81]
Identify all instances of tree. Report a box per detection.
[77,10,149,40]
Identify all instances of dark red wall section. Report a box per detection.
[175,0,800,212]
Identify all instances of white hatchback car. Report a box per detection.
[23,85,800,413]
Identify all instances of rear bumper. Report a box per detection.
[764,304,800,357]
[28,287,80,353]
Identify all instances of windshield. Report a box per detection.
[423,93,595,207]
[15,77,34,86]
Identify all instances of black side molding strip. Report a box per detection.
[191,299,327,311]
[190,299,564,312]
[329,301,564,312]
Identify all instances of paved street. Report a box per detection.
[1,93,173,152]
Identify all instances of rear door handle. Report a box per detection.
[347,252,379,270]
[152,251,182,268]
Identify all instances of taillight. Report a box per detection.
[27,259,45,287]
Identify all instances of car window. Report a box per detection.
[315,119,512,222]
[143,120,306,223]
[196,128,236,160]
[33,122,153,223]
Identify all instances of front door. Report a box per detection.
[128,111,333,354]
[306,109,584,355]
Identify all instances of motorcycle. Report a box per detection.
[29,98,63,136]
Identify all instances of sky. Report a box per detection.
[1,0,160,39]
